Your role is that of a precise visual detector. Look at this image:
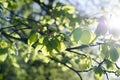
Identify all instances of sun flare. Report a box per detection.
[109,15,120,30]
[106,12,120,36]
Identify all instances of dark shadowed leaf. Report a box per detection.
[94,66,104,80]
[109,47,119,62]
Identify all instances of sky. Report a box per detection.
[59,0,120,17]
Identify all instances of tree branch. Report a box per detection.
[115,63,120,69]
[0,25,18,32]
[65,43,102,51]
[65,50,87,57]
[77,68,93,72]
[1,31,27,43]
[105,72,110,80]
[49,56,83,80]
[33,0,51,15]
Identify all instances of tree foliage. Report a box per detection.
[0,0,120,80]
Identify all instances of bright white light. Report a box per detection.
[109,15,120,30]
[108,7,120,33]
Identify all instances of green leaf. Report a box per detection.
[28,32,39,46]
[0,54,7,62]
[80,29,91,44]
[0,40,8,48]
[51,38,59,49]
[94,66,104,76]
[0,48,8,55]
[71,28,82,42]
[61,56,70,64]
[115,69,120,77]
[49,38,60,52]
[94,66,104,80]
[63,5,75,14]
[0,74,3,80]
[43,37,53,52]
[104,59,114,69]
[75,58,80,64]
[43,38,60,53]
[79,56,91,70]
[101,45,109,59]
[109,47,119,62]
[43,37,49,45]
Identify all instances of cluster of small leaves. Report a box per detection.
[1,0,120,80]
[69,17,120,80]
[0,0,83,80]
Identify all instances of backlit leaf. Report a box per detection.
[80,29,91,44]
[115,69,120,77]
[109,47,119,62]
[104,59,114,69]
[0,40,8,48]
[79,56,91,70]
[101,45,109,59]
[71,28,82,42]
[28,32,39,46]
[94,66,104,80]
[0,54,7,62]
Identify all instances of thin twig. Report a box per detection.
[1,31,27,43]
[105,72,110,80]
[64,63,83,80]
[65,43,102,51]
[115,63,120,69]
[0,25,18,32]
[104,70,115,73]
[77,68,93,72]
[66,50,87,57]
